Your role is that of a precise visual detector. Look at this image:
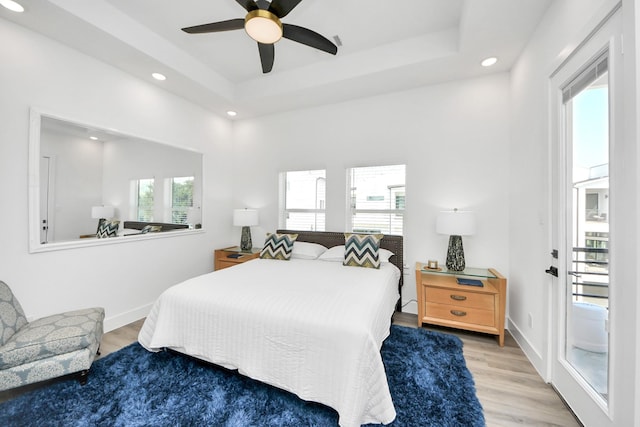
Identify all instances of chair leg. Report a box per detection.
[78,370,89,386]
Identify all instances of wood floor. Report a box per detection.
[3,314,581,426]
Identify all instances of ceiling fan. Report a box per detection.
[181,0,338,74]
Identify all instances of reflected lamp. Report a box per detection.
[436,209,476,271]
[233,208,259,251]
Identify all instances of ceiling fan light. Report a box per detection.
[245,10,282,44]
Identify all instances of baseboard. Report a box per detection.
[507,317,549,381]
[103,303,152,333]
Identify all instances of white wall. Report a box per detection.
[509,0,638,424]
[0,18,235,331]
[232,73,511,312]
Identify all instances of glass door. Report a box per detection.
[564,54,609,400]
[549,7,621,425]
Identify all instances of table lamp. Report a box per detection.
[436,209,476,271]
[233,208,259,251]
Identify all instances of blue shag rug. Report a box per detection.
[0,325,484,427]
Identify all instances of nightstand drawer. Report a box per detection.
[426,302,495,327]
[425,287,494,310]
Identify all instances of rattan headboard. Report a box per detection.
[277,230,404,311]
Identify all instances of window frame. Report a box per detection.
[279,169,327,231]
[135,178,155,222]
[346,164,406,235]
[168,176,194,224]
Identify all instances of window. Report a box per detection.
[136,178,154,221]
[348,164,405,235]
[170,176,194,224]
[279,169,326,231]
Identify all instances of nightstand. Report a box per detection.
[415,263,507,346]
[214,246,261,270]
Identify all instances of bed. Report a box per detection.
[138,230,404,427]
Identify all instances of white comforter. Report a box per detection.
[138,258,400,427]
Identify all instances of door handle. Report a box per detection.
[545,266,558,277]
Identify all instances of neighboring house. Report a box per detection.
[0,1,638,426]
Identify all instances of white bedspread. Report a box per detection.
[138,258,400,427]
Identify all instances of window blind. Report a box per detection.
[562,51,608,104]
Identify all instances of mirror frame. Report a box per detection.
[28,107,205,253]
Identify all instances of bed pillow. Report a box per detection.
[291,242,328,260]
[318,245,394,263]
[141,225,162,234]
[317,245,345,262]
[97,220,120,238]
[343,233,383,269]
[260,233,298,260]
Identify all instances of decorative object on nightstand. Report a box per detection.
[436,208,476,271]
[415,263,507,346]
[233,208,259,251]
[214,246,261,270]
[91,205,115,234]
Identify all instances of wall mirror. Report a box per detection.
[28,109,203,253]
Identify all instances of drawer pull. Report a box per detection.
[450,310,467,317]
[450,294,467,301]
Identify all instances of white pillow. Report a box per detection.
[317,245,395,263]
[291,241,328,260]
[317,245,345,262]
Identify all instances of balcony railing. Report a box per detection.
[570,247,609,305]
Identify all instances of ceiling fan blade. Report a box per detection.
[236,0,259,12]
[182,19,245,34]
[258,42,275,73]
[282,24,337,55]
[268,0,303,18]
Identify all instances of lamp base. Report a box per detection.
[240,226,253,251]
[446,235,466,272]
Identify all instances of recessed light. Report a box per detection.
[89,136,98,141]
[226,111,237,117]
[0,0,24,12]
[152,72,166,81]
[481,57,498,67]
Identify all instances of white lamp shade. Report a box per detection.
[91,205,114,219]
[233,209,259,227]
[436,210,476,236]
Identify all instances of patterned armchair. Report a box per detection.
[0,281,104,391]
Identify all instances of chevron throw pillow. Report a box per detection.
[260,233,298,260]
[343,233,384,269]
[141,225,162,234]
[97,220,120,238]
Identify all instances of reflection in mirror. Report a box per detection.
[30,110,203,252]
